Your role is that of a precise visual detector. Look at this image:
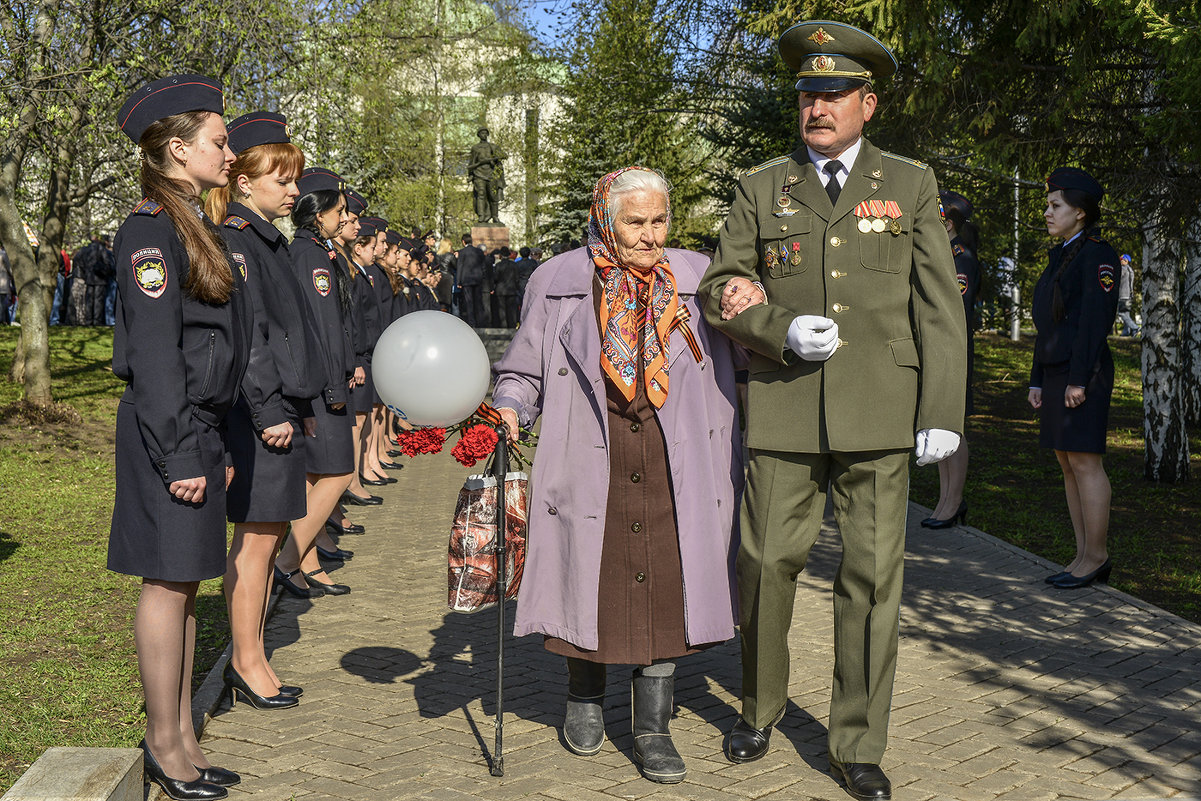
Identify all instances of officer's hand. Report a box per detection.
[1028,387,1042,409]
[719,278,766,320]
[169,476,206,504]
[915,428,960,466]
[497,407,520,444]
[785,315,839,360]
[331,401,346,411]
[354,366,366,386]
[1064,385,1086,408]
[303,417,317,438]
[261,421,293,449]
[225,466,235,490]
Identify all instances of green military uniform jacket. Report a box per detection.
[700,138,967,453]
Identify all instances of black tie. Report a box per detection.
[824,160,843,206]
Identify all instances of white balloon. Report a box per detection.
[372,311,491,426]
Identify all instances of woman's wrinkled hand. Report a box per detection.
[260,421,293,449]
[169,476,207,504]
[497,407,520,444]
[719,277,766,320]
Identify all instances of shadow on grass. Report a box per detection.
[0,530,17,564]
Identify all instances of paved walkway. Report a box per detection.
[198,448,1201,800]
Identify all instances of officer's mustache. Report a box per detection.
[806,120,836,130]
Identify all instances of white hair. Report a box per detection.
[609,168,672,221]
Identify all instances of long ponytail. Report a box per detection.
[1050,189,1102,321]
[139,111,232,304]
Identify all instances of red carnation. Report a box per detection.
[451,424,499,467]
[396,427,446,457]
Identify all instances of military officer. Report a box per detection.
[699,20,967,801]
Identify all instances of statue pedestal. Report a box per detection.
[471,224,510,254]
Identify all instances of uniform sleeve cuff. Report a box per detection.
[154,452,206,485]
[250,400,288,431]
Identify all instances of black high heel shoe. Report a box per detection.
[274,565,320,598]
[1044,570,1069,584]
[923,501,968,530]
[381,460,403,470]
[359,473,388,486]
[278,684,304,697]
[223,663,299,710]
[1051,559,1112,589]
[304,569,351,595]
[317,544,354,561]
[326,519,365,535]
[140,741,227,800]
[195,765,240,787]
[341,490,382,506]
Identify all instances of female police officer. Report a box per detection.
[109,75,251,799]
[1028,167,1119,589]
[206,112,322,709]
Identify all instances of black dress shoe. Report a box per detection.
[359,473,388,486]
[195,766,240,787]
[923,501,967,530]
[223,663,299,710]
[387,449,402,458]
[341,490,382,506]
[273,565,320,598]
[1052,559,1112,589]
[831,762,891,800]
[326,519,365,535]
[724,718,771,763]
[278,684,303,697]
[317,545,354,561]
[918,516,938,528]
[381,460,403,470]
[140,741,228,800]
[304,570,351,595]
[1044,570,1069,584]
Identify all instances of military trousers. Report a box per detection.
[737,447,909,764]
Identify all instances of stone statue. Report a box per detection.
[468,127,505,225]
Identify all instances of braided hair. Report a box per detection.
[1050,189,1101,321]
[292,190,354,315]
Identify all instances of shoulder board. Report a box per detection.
[952,244,965,256]
[744,156,789,177]
[1088,235,1103,243]
[133,198,164,216]
[223,216,251,230]
[882,152,928,170]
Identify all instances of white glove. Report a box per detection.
[914,428,961,466]
[785,315,839,361]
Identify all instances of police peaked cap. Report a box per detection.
[356,218,380,237]
[227,111,290,155]
[384,229,404,246]
[360,216,389,234]
[1045,167,1104,202]
[297,167,346,197]
[939,190,973,221]
[118,74,225,143]
[345,190,369,217]
[779,21,897,92]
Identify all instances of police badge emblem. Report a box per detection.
[131,247,167,298]
[313,267,331,296]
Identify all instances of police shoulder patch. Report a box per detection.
[1098,264,1116,292]
[957,273,969,296]
[744,155,789,177]
[952,244,965,257]
[130,247,168,298]
[312,267,331,296]
[133,198,164,216]
[224,215,251,230]
[882,152,928,170]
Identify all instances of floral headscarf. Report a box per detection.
[588,167,679,409]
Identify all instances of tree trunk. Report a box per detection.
[1140,215,1190,482]
[1182,220,1201,426]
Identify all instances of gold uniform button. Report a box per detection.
[838,338,848,348]
[631,472,641,483]
[830,270,846,279]
[780,225,788,232]
[832,303,844,313]
[631,522,643,533]
[635,572,646,583]
[830,236,842,247]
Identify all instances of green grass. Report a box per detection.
[0,327,230,792]
[909,332,1201,622]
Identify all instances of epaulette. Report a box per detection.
[744,156,789,177]
[133,198,164,216]
[224,216,251,230]
[882,152,928,170]
[952,244,965,256]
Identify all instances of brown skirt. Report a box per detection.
[544,279,698,666]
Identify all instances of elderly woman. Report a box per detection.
[493,167,742,784]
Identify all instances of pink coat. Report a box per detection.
[492,247,743,650]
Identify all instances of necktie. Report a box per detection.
[824,160,843,206]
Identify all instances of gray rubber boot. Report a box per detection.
[563,658,606,756]
[631,666,686,783]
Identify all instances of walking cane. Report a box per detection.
[490,424,509,777]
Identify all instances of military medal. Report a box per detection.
[890,219,902,235]
[871,218,886,233]
[790,242,802,267]
[858,218,873,233]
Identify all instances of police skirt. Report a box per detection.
[353,363,375,416]
[109,399,228,582]
[1037,348,1113,454]
[305,398,354,474]
[225,399,307,523]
